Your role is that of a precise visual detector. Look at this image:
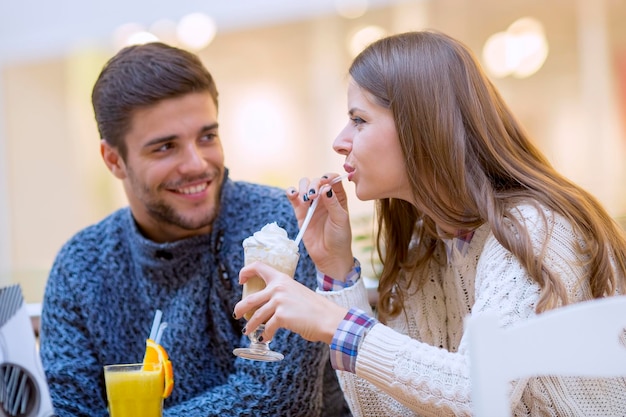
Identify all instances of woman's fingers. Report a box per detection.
[234,261,293,336]
[235,262,275,307]
[286,177,319,226]
[286,174,344,209]
[234,261,347,344]
[264,288,348,344]
[284,174,354,277]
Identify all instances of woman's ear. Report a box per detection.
[100,139,127,180]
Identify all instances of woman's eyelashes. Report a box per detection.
[350,116,365,126]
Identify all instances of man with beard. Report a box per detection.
[39,42,350,417]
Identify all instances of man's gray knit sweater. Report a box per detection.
[40,175,350,416]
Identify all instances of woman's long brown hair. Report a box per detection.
[349,31,626,322]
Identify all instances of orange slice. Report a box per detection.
[143,338,174,398]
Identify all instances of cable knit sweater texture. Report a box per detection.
[320,204,626,416]
[40,175,351,417]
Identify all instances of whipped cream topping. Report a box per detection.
[243,222,299,275]
[243,222,298,255]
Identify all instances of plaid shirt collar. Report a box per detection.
[441,228,475,259]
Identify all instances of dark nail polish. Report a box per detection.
[232,312,237,319]
[258,336,264,342]
[308,188,316,195]
[326,189,333,198]
[321,175,328,179]
[303,194,309,202]
[242,326,247,334]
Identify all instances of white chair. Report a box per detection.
[466,295,626,417]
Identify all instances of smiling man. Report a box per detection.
[39,42,350,417]
[103,91,222,242]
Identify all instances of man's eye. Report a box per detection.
[155,143,173,152]
[201,133,217,142]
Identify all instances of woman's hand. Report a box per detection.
[233,261,348,344]
[287,174,354,280]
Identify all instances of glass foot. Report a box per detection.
[233,324,284,362]
[232,347,284,362]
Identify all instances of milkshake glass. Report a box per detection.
[233,222,299,361]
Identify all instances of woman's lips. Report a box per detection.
[343,163,355,180]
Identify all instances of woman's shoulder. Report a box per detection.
[487,202,583,268]
[520,201,577,230]
[504,202,574,235]
[508,202,552,223]
[478,202,579,261]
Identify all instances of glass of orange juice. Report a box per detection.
[104,362,164,417]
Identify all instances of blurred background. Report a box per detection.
[1,0,625,303]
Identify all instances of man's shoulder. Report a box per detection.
[228,180,286,201]
[219,179,301,247]
[53,208,130,265]
[68,207,128,240]
[223,180,294,220]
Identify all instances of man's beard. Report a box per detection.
[146,198,217,231]
[127,164,221,232]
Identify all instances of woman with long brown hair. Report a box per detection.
[234,30,626,416]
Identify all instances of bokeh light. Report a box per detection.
[334,0,369,19]
[482,17,549,79]
[348,25,387,57]
[176,12,217,51]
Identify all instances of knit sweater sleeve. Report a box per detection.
[319,205,591,417]
[40,238,110,417]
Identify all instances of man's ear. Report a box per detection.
[100,139,127,180]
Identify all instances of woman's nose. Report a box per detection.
[332,124,352,156]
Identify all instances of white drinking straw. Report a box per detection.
[149,309,162,341]
[155,322,168,345]
[294,174,347,246]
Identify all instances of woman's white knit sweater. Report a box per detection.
[321,204,626,416]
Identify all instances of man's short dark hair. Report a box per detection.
[92,42,218,159]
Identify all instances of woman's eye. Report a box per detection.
[351,116,365,125]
